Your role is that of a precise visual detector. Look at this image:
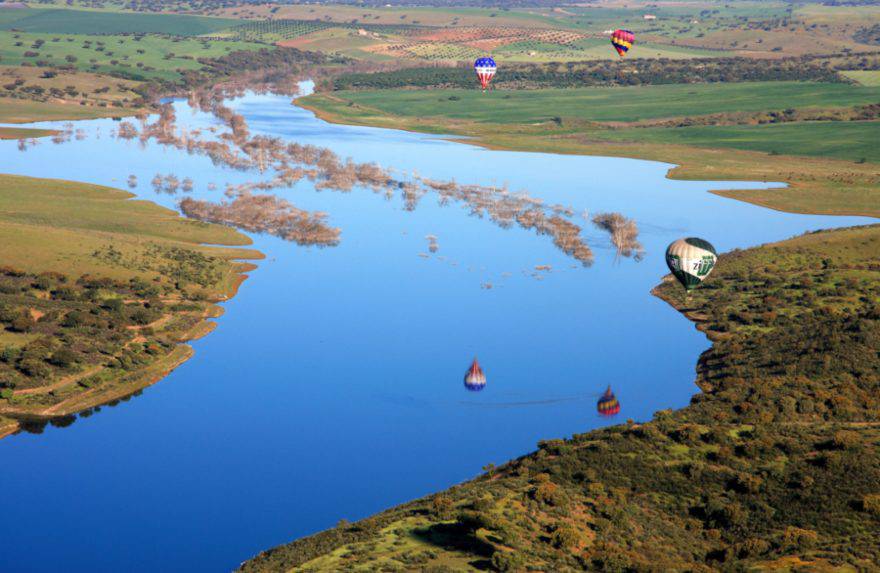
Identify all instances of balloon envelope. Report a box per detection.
[464,357,487,391]
[597,386,620,416]
[474,57,497,90]
[665,237,718,291]
[611,29,635,57]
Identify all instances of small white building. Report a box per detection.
[643,14,657,20]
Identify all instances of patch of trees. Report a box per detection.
[630,102,880,129]
[330,53,880,91]
[0,267,166,393]
[131,46,342,104]
[854,25,880,46]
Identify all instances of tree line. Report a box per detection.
[330,53,880,91]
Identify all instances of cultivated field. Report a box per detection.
[320,82,880,124]
[0,6,239,36]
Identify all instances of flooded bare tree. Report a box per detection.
[117,121,138,140]
[180,193,340,247]
[127,174,138,189]
[163,174,180,194]
[592,212,645,260]
[125,85,601,266]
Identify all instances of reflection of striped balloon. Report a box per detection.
[665,238,717,291]
[611,29,635,57]
[464,358,487,391]
[473,57,497,91]
[597,386,620,416]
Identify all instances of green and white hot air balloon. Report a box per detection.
[665,238,717,291]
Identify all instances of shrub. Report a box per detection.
[550,525,582,549]
[49,348,77,368]
[780,527,818,551]
[10,315,35,332]
[18,358,50,378]
[862,494,880,517]
[490,550,523,572]
[431,495,454,519]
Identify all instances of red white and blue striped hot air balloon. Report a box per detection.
[474,57,497,91]
[597,386,620,416]
[611,29,635,57]
[464,357,487,391]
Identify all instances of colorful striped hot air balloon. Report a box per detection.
[665,238,718,292]
[464,357,486,391]
[474,57,497,91]
[611,29,635,57]
[597,386,620,416]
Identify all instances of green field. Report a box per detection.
[0,7,239,36]
[0,175,252,277]
[842,70,880,87]
[0,31,264,80]
[604,120,880,163]
[326,81,880,124]
[0,98,137,123]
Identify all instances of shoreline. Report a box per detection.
[296,94,880,220]
[0,270,259,438]
[0,174,263,442]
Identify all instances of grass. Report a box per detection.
[0,126,55,139]
[0,174,253,280]
[0,7,239,36]
[841,71,880,87]
[0,31,265,81]
[320,82,880,124]
[0,97,138,123]
[1,65,142,105]
[599,121,880,163]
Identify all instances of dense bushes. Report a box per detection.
[328,53,879,91]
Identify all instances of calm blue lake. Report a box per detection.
[0,90,872,572]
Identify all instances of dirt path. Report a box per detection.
[126,313,173,332]
[12,365,103,397]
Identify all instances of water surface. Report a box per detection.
[0,92,872,572]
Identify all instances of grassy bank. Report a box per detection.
[241,224,880,572]
[0,97,138,123]
[0,94,139,139]
[0,174,261,437]
[298,86,880,218]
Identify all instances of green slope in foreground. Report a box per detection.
[0,174,260,438]
[242,225,880,572]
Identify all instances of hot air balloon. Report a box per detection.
[665,237,717,291]
[597,386,620,416]
[474,57,497,91]
[464,357,486,391]
[611,29,635,57]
